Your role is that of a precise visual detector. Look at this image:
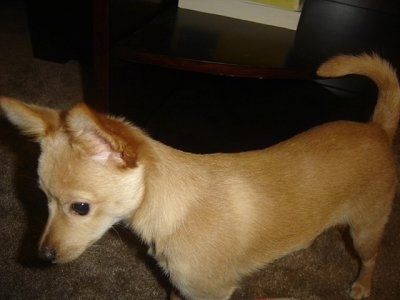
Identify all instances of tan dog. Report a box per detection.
[1,54,399,300]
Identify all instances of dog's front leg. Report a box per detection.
[170,290,183,300]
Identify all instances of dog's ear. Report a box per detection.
[0,97,60,139]
[65,102,140,168]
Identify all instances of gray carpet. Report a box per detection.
[0,1,399,299]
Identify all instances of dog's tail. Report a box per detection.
[317,53,400,143]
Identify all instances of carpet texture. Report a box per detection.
[0,1,399,300]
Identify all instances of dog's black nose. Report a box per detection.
[38,246,56,262]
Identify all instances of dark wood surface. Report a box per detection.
[90,0,400,111]
[114,0,400,80]
[115,7,310,80]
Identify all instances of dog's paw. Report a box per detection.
[350,282,371,299]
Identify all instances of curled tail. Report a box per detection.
[317,53,400,143]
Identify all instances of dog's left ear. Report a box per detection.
[65,102,140,168]
[0,97,60,139]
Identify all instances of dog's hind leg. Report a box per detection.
[348,209,391,299]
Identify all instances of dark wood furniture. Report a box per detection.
[92,0,177,111]
[92,0,400,111]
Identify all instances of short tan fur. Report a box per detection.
[1,54,399,299]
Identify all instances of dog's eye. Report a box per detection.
[70,202,90,216]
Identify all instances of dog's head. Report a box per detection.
[0,98,146,263]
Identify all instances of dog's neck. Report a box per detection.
[127,139,206,245]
